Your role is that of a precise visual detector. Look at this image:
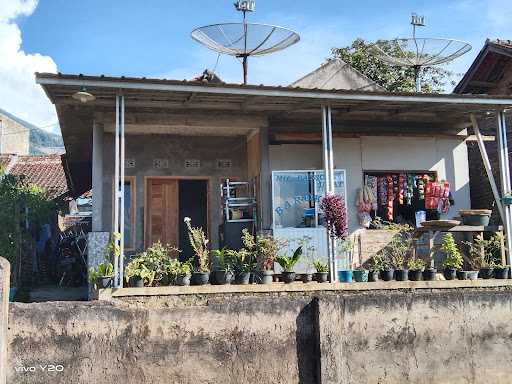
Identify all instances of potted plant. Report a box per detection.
[494,263,510,279]
[464,235,495,279]
[175,261,192,286]
[184,217,210,285]
[385,231,413,281]
[89,261,114,289]
[441,233,463,280]
[378,258,395,282]
[276,246,302,283]
[227,248,253,285]
[459,209,492,226]
[241,229,282,284]
[144,242,179,286]
[210,248,234,285]
[298,236,316,283]
[124,256,155,287]
[313,260,329,283]
[366,256,381,282]
[407,258,425,281]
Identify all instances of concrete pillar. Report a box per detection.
[0,256,10,384]
[87,232,110,299]
[92,121,104,232]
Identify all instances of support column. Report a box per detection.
[259,127,272,230]
[497,111,512,265]
[322,105,337,282]
[91,120,104,232]
[113,94,125,288]
[0,257,10,384]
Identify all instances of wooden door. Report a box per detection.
[146,179,178,247]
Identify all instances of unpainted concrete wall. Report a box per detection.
[0,113,29,156]
[0,257,9,384]
[7,287,512,384]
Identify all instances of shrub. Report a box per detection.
[441,234,463,270]
[275,246,302,272]
[320,194,348,240]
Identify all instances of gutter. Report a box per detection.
[36,77,512,106]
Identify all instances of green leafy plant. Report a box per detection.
[383,232,413,269]
[407,258,426,271]
[124,257,155,286]
[463,234,498,270]
[441,234,463,270]
[226,248,254,274]
[276,246,303,272]
[313,260,329,273]
[88,261,114,283]
[241,228,283,271]
[210,248,233,272]
[368,254,391,271]
[184,217,210,272]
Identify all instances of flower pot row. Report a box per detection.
[335,268,438,283]
[442,267,510,280]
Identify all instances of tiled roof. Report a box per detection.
[0,154,68,200]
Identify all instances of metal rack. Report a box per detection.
[220,179,257,225]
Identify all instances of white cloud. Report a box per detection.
[0,0,58,131]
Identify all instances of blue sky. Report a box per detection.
[1,0,512,130]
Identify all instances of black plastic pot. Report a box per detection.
[408,270,423,281]
[235,272,251,285]
[96,276,112,289]
[368,270,379,282]
[176,274,191,286]
[423,269,437,281]
[494,267,510,279]
[261,270,274,284]
[479,267,494,279]
[443,268,457,280]
[395,269,409,281]
[212,271,233,285]
[301,273,313,283]
[129,277,144,288]
[191,272,210,286]
[456,270,468,280]
[315,272,328,283]
[282,271,296,284]
[380,269,395,282]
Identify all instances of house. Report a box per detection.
[35,70,512,285]
[454,39,512,220]
[0,108,30,155]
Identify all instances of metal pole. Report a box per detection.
[470,114,506,222]
[414,67,421,93]
[327,106,338,276]
[119,95,125,288]
[113,95,120,287]
[497,110,512,265]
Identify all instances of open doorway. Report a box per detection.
[179,180,208,260]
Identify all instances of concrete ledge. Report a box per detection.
[97,279,512,299]
[0,256,10,384]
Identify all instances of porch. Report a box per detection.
[36,73,512,287]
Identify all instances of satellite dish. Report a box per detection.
[191,1,300,84]
[371,14,471,92]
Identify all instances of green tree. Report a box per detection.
[0,168,56,268]
[332,38,458,93]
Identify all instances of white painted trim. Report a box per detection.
[36,77,512,106]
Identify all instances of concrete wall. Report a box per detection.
[0,257,9,384]
[0,113,29,156]
[268,136,471,233]
[101,134,248,251]
[7,286,512,384]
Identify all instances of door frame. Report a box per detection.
[144,176,211,249]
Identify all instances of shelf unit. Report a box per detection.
[221,179,257,225]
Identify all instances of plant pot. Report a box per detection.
[338,270,353,283]
[456,270,468,280]
[479,267,494,279]
[191,272,210,286]
[368,270,379,282]
[282,271,296,284]
[176,274,191,286]
[234,272,251,285]
[494,267,510,279]
[301,273,313,283]
[395,269,409,281]
[9,287,17,301]
[96,276,112,289]
[459,209,491,226]
[443,268,457,280]
[467,271,479,280]
[315,272,328,283]
[129,277,144,288]
[260,270,274,284]
[353,269,369,282]
[422,268,437,281]
[380,269,395,282]
[212,271,233,285]
[409,270,423,281]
